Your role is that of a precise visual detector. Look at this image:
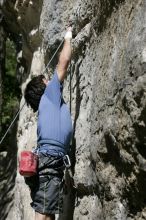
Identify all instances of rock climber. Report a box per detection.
[24,27,73,220]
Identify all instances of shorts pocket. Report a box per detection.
[51,176,61,185]
[38,154,53,170]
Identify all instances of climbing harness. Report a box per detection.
[0,39,64,146]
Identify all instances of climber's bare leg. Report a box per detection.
[35,212,46,220]
[35,212,55,220]
[46,214,55,220]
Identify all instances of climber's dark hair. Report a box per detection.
[24,75,46,112]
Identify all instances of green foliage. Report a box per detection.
[5,39,16,77]
[2,39,20,132]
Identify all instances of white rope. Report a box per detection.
[0,102,25,145]
[42,39,64,75]
[0,39,64,145]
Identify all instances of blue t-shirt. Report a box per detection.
[37,70,73,155]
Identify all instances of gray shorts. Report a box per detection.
[25,153,65,215]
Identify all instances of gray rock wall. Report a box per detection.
[0,7,4,134]
[1,0,146,219]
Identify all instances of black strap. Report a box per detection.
[69,61,72,113]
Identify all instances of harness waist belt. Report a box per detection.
[38,139,66,149]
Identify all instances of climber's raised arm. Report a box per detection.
[57,27,72,82]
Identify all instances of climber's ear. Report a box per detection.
[42,78,49,86]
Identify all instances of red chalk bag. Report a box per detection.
[19,151,38,177]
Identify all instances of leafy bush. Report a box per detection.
[1,39,20,135]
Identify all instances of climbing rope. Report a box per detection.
[42,39,64,75]
[0,102,26,145]
[0,39,64,146]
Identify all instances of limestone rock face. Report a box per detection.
[1,0,146,219]
[0,7,4,133]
